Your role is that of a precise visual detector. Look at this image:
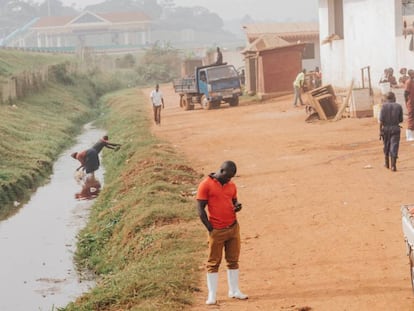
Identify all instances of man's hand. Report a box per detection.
[234,203,242,212]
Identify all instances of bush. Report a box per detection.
[49,62,74,85]
[135,42,181,85]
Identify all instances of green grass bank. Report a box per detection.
[0,78,97,216]
[62,88,205,311]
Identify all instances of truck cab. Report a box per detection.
[173,63,242,110]
[196,64,242,109]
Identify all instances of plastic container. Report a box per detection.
[406,129,414,141]
[380,82,390,95]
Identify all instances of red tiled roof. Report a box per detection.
[33,16,74,27]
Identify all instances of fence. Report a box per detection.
[0,66,49,104]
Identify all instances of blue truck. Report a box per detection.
[173,64,242,110]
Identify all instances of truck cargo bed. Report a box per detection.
[173,78,197,93]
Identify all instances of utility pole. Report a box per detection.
[47,0,51,17]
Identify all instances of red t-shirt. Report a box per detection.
[197,175,237,229]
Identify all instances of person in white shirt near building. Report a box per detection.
[292,69,306,107]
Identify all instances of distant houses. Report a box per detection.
[1,11,152,52]
[0,10,243,53]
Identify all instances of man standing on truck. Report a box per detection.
[150,84,164,125]
[215,47,223,65]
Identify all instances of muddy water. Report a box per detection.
[0,123,104,311]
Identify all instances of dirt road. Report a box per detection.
[148,85,414,310]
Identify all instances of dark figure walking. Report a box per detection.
[379,91,403,171]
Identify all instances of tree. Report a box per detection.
[37,0,77,16]
[135,41,181,84]
[85,0,162,18]
[159,6,223,31]
[0,0,39,38]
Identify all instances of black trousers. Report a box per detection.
[383,126,401,158]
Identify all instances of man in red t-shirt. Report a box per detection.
[196,160,248,305]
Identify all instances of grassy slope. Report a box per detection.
[0,49,70,77]
[62,88,205,311]
[0,51,98,216]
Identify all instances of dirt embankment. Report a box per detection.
[147,84,414,311]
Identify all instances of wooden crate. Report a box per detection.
[305,84,338,120]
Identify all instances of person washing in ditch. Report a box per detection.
[92,135,121,154]
[71,135,121,178]
[379,91,403,171]
[196,160,248,305]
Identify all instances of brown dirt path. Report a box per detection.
[144,84,414,310]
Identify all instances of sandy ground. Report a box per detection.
[145,84,414,310]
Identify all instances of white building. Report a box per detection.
[318,0,413,92]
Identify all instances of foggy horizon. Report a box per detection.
[32,0,319,22]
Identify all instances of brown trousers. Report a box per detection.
[207,222,241,273]
[153,105,161,124]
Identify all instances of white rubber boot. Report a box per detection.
[227,269,248,299]
[206,272,218,305]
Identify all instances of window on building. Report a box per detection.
[303,43,315,59]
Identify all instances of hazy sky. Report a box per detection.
[57,0,319,21]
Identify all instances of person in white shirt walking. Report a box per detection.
[150,84,164,125]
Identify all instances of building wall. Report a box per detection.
[257,48,302,95]
[302,38,321,72]
[319,0,403,91]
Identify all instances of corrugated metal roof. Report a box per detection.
[243,22,319,42]
[243,22,319,34]
[244,34,290,52]
[32,11,150,28]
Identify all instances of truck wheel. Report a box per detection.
[409,245,414,293]
[182,97,193,111]
[201,95,212,110]
[228,97,239,107]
